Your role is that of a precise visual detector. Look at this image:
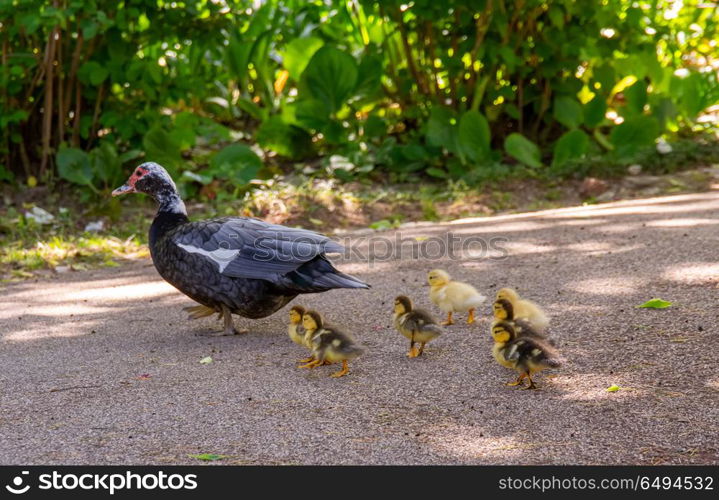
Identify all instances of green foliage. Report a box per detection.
[552,130,590,168]
[505,134,542,169]
[610,116,660,158]
[0,0,716,192]
[458,110,491,163]
[208,144,262,185]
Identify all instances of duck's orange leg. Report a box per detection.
[330,360,350,378]
[441,312,454,326]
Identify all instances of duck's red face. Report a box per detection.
[111,165,150,196]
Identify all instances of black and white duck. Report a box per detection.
[112,162,368,334]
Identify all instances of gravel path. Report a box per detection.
[1,192,718,465]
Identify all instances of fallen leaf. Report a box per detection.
[136,374,152,380]
[414,236,429,241]
[199,356,213,365]
[637,298,672,309]
[669,337,690,343]
[188,453,226,461]
[607,384,621,392]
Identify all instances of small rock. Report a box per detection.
[595,190,616,203]
[640,186,662,196]
[624,175,661,188]
[84,220,104,232]
[54,266,71,274]
[656,138,672,155]
[579,177,609,198]
[627,164,643,175]
[25,206,54,225]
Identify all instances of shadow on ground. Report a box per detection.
[1,192,718,465]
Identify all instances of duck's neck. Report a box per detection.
[149,191,189,249]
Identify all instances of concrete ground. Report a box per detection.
[1,191,718,465]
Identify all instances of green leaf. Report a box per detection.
[552,129,589,168]
[504,133,542,168]
[369,219,394,231]
[548,6,564,28]
[89,142,121,184]
[458,110,491,163]
[363,116,386,138]
[624,81,647,115]
[143,126,183,176]
[606,384,621,393]
[584,96,607,128]
[609,116,659,158]
[256,116,313,160]
[281,37,324,81]
[181,171,213,185]
[78,61,109,86]
[425,106,458,153]
[188,453,226,461]
[199,356,213,365]
[354,53,383,99]
[426,167,448,178]
[292,98,331,131]
[209,144,262,185]
[553,96,583,129]
[57,147,93,186]
[637,298,672,309]
[301,46,358,114]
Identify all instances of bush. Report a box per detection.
[0,0,717,190]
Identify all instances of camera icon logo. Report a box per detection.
[5,471,30,494]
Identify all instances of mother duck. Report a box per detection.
[112,162,368,334]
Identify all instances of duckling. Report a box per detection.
[393,295,443,358]
[428,269,486,325]
[491,320,561,389]
[492,298,548,341]
[288,305,314,363]
[496,287,549,332]
[300,310,363,377]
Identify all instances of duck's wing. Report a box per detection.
[170,217,368,291]
[402,309,441,333]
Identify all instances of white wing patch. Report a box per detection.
[176,243,240,272]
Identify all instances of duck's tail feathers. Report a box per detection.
[284,257,370,292]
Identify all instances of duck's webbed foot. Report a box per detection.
[506,373,526,387]
[330,360,350,378]
[220,305,247,335]
[184,304,217,320]
[441,312,454,326]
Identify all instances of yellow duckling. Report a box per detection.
[300,310,363,378]
[492,298,548,341]
[393,295,443,358]
[496,287,549,332]
[288,305,314,363]
[428,269,486,325]
[491,320,561,389]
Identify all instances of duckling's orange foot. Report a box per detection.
[506,373,526,387]
[441,312,454,326]
[298,356,315,363]
[466,308,476,324]
[407,347,421,358]
[523,382,539,390]
[330,361,349,378]
[299,359,321,369]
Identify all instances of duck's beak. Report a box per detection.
[111,183,135,196]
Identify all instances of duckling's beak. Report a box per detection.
[111,183,135,196]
